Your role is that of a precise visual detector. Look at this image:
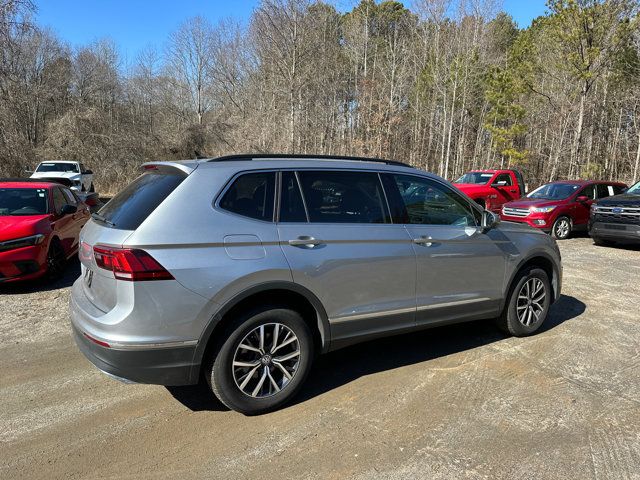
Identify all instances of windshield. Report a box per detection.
[455,172,493,185]
[0,188,49,216]
[627,181,640,194]
[36,162,79,173]
[527,183,580,200]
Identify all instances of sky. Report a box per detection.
[36,0,548,61]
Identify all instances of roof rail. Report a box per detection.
[207,153,411,168]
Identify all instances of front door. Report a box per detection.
[571,184,597,226]
[385,173,507,327]
[277,170,417,346]
[491,172,519,211]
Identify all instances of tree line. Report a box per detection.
[1,0,639,192]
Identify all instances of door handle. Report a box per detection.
[413,236,433,247]
[509,189,517,193]
[288,236,324,248]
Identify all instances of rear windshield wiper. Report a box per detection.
[91,212,116,227]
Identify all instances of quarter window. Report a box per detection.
[220,172,275,221]
[392,174,478,226]
[297,171,389,224]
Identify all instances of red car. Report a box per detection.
[501,180,627,239]
[0,180,90,283]
[454,169,526,213]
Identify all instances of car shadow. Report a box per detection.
[167,294,585,413]
[0,257,81,294]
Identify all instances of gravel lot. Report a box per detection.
[1,236,639,479]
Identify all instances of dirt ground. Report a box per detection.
[1,236,639,480]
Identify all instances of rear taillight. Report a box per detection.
[93,246,173,281]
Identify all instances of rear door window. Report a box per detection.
[297,171,390,224]
[219,172,275,221]
[98,171,186,230]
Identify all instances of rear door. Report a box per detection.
[277,170,417,345]
[386,173,506,326]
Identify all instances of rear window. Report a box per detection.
[97,172,185,230]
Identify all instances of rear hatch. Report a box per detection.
[79,163,194,313]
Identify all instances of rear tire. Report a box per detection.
[551,216,572,240]
[497,267,551,337]
[89,183,95,193]
[207,306,314,415]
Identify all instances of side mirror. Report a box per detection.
[481,210,500,232]
[84,169,93,175]
[60,204,78,215]
[576,195,589,203]
[491,181,506,188]
[24,169,33,174]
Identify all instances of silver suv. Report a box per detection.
[71,155,562,414]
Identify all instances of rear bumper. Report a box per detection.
[69,276,208,386]
[72,323,197,385]
[589,221,640,243]
[0,244,47,283]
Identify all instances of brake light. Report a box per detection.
[93,246,173,281]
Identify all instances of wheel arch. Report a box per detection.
[191,282,330,382]
[501,252,560,313]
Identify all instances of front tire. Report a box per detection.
[551,216,572,240]
[89,183,95,192]
[497,267,551,337]
[208,306,314,415]
[593,237,614,247]
[45,240,66,281]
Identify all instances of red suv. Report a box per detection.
[501,180,627,239]
[0,180,90,283]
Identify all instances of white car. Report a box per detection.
[30,161,94,192]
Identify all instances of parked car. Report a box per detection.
[0,179,90,283]
[30,160,94,192]
[70,155,562,415]
[453,169,525,213]
[500,180,627,240]
[589,180,640,245]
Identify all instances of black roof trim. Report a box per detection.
[0,177,62,185]
[207,153,411,168]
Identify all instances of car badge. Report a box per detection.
[612,207,623,214]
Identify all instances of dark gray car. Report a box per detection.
[70,154,562,414]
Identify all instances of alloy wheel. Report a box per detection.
[47,243,65,278]
[555,218,570,239]
[232,323,300,398]
[516,278,546,326]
